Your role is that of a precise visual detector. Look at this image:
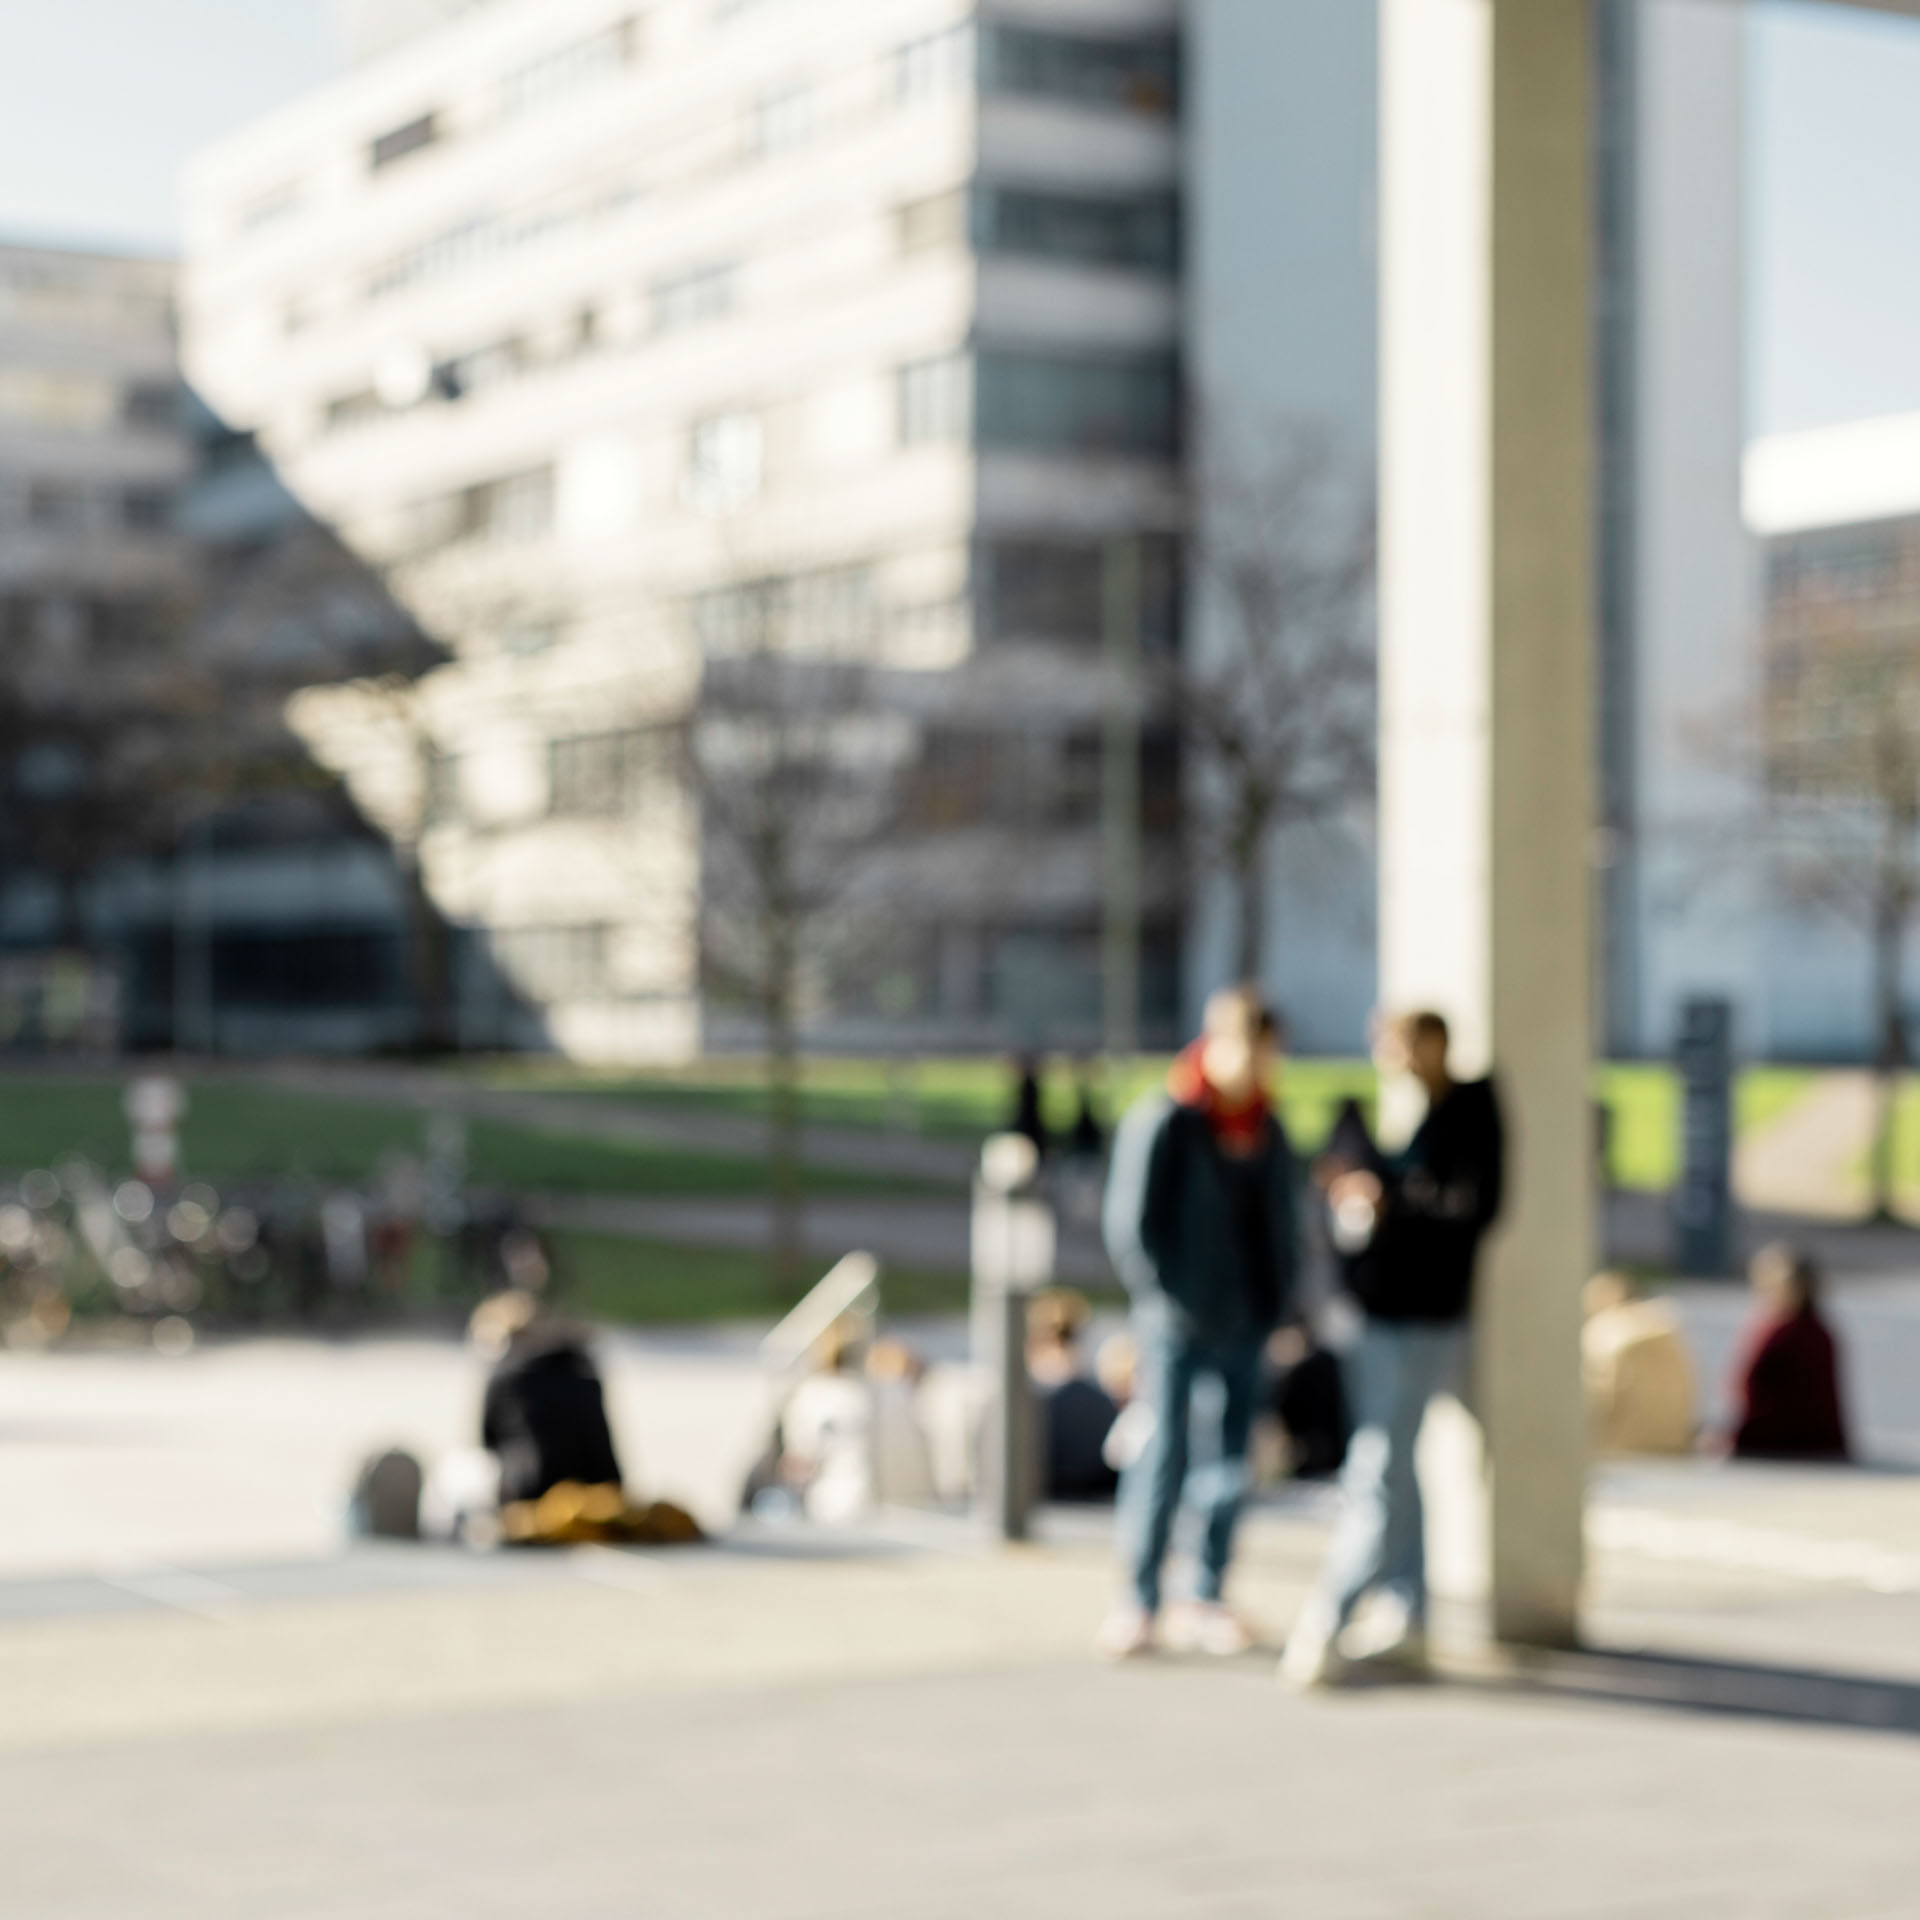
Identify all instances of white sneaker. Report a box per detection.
[1093,1603,1158,1661]
[1277,1603,1344,1691]
[1164,1601,1256,1657]
[1341,1619,1429,1675]
[1338,1598,1429,1674]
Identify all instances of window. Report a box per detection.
[502,20,636,119]
[980,26,1178,115]
[434,336,527,402]
[692,565,875,656]
[128,376,185,430]
[549,730,663,816]
[975,187,1178,276]
[370,113,441,172]
[424,750,461,826]
[685,413,764,512]
[501,614,561,657]
[974,350,1178,458]
[897,353,971,446]
[980,537,1182,648]
[753,85,815,157]
[898,190,967,255]
[477,467,554,544]
[492,925,611,1002]
[325,389,384,434]
[121,486,172,532]
[652,263,735,334]
[0,370,115,430]
[415,466,554,556]
[240,180,303,233]
[27,482,91,533]
[895,23,974,104]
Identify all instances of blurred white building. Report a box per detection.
[181,0,1769,1066]
[1746,409,1920,1058]
[183,0,1189,1061]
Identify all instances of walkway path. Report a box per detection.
[1735,1068,1893,1221]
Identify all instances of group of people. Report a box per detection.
[1095,987,1495,1678]
[1094,983,1853,1686]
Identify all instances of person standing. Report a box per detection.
[1095,985,1298,1659]
[1280,1010,1503,1688]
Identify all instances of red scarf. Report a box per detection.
[1167,1042,1271,1154]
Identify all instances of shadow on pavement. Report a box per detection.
[1477,1644,1920,1739]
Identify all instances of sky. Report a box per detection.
[0,0,1917,439]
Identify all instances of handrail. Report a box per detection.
[758,1250,881,1374]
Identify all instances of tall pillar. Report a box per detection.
[1378,0,1594,1646]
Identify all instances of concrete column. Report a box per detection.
[1379,0,1594,1646]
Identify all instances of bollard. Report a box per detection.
[971,1133,1056,1541]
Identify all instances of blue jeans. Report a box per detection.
[1315,1319,1466,1629]
[1121,1325,1264,1613]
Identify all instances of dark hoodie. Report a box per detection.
[1103,1048,1298,1343]
[1344,1077,1504,1326]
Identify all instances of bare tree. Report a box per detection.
[683,614,910,1291]
[1747,635,1920,1219]
[1169,414,1376,982]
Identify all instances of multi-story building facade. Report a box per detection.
[184,0,1188,1061]
[0,239,433,1055]
[1744,408,1920,1058]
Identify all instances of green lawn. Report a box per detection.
[479,1053,1383,1156]
[550,1231,975,1325]
[0,1077,924,1198]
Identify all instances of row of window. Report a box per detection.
[899,350,1180,461]
[335,20,1171,306]
[909,726,1180,835]
[334,176,1170,439]
[430,714,1178,840]
[0,371,178,435]
[0,592,179,655]
[2,480,175,537]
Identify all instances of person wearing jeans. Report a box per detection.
[1096,985,1298,1660]
[1281,1010,1503,1688]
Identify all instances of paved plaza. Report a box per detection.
[2,1326,1920,1912]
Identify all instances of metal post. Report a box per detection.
[1102,537,1142,1061]
[970,1134,1056,1541]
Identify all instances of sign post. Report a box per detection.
[1674,997,1735,1277]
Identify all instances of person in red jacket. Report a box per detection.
[1729,1243,1850,1461]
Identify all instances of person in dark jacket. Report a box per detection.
[1728,1243,1850,1461]
[481,1305,624,1504]
[1281,1009,1503,1688]
[1096,985,1298,1659]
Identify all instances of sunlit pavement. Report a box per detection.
[7,1324,1920,1912]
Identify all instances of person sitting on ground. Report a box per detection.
[1582,1270,1697,1457]
[866,1336,937,1507]
[1027,1288,1120,1502]
[476,1290,624,1504]
[780,1320,877,1523]
[1728,1243,1850,1461]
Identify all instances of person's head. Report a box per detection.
[500,1228,550,1294]
[865,1336,925,1386]
[1373,1009,1452,1097]
[1199,985,1282,1102]
[467,1288,541,1361]
[811,1317,862,1374]
[1027,1287,1090,1359]
[1750,1241,1820,1315]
